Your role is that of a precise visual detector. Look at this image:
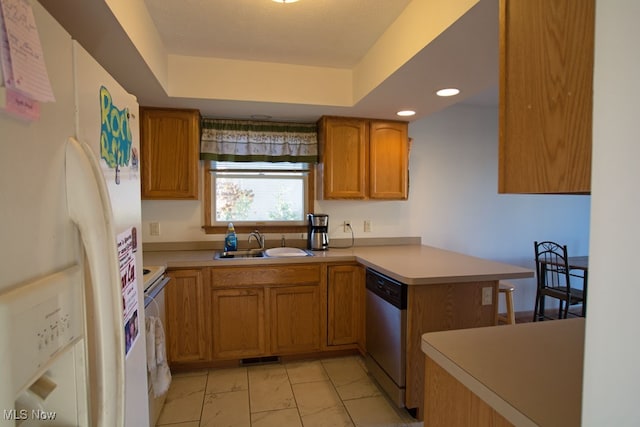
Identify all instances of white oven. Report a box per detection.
[143,266,171,427]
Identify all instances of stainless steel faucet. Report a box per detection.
[248,230,265,250]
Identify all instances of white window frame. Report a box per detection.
[203,161,315,234]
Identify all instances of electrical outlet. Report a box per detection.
[364,220,372,232]
[482,287,493,305]
[149,222,160,236]
[343,220,351,233]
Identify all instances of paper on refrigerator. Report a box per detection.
[118,227,140,357]
[0,0,54,102]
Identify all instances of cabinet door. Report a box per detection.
[211,288,266,359]
[327,265,364,347]
[165,269,210,363]
[140,108,200,199]
[270,285,321,354]
[369,121,409,199]
[318,117,368,199]
[498,0,594,194]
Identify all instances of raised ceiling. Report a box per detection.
[40,0,498,122]
[145,0,413,68]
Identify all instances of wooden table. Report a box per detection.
[568,256,589,270]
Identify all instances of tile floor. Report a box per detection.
[156,355,421,427]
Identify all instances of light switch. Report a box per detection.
[482,287,493,305]
[149,222,160,236]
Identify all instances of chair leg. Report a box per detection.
[505,290,515,325]
[497,285,516,325]
[533,292,541,322]
[558,301,564,319]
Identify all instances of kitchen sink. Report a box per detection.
[214,247,313,260]
[214,250,265,260]
[264,247,312,257]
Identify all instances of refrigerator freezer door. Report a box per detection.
[0,266,88,426]
[66,137,124,426]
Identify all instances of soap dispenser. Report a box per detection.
[224,223,237,252]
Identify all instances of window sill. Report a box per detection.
[202,225,308,234]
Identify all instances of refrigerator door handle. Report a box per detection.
[65,137,125,427]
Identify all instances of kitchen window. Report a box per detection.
[202,161,314,234]
[199,118,318,234]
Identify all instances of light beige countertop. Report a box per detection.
[421,318,585,426]
[143,244,532,285]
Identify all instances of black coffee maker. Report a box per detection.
[307,213,329,250]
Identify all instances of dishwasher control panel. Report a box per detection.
[365,268,407,309]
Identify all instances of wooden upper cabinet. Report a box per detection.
[318,116,409,200]
[140,107,200,199]
[318,117,368,199]
[498,0,594,194]
[369,121,409,199]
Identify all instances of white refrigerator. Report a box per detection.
[0,2,148,426]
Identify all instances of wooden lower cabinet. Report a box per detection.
[270,285,321,354]
[165,269,210,364]
[165,263,369,367]
[327,264,365,348]
[424,357,513,427]
[406,281,499,416]
[208,264,325,360]
[211,288,266,359]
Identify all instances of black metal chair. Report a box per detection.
[533,241,585,321]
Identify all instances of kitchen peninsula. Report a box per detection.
[421,318,585,426]
[143,243,533,417]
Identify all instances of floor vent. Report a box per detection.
[240,356,280,366]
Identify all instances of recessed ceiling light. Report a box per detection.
[396,110,416,117]
[272,0,299,3]
[436,88,460,97]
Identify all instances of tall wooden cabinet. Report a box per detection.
[140,107,200,199]
[165,269,210,364]
[498,0,594,194]
[317,116,409,200]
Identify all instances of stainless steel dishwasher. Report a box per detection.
[364,268,408,408]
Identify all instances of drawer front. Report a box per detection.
[210,264,322,287]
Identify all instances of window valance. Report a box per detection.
[200,118,318,163]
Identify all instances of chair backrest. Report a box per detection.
[534,241,571,294]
